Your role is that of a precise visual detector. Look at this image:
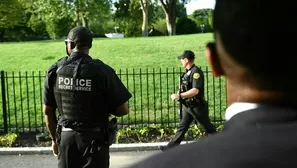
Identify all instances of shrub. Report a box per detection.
[0,132,18,147]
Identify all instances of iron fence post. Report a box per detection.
[1,70,8,133]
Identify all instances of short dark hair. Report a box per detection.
[213,0,297,91]
[67,26,92,49]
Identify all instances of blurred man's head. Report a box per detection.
[177,50,195,69]
[206,0,296,103]
[65,26,93,55]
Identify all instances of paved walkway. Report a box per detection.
[0,141,195,155]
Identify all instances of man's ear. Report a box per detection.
[205,42,224,77]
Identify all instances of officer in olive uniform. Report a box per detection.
[43,26,132,168]
[159,50,216,151]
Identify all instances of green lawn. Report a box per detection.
[0,33,226,132]
[0,33,214,71]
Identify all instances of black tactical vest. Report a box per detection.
[181,66,205,101]
[54,54,109,127]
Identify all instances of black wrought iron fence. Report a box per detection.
[0,67,227,133]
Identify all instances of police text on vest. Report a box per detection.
[58,77,92,91]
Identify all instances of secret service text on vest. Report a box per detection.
[58,76,92,91]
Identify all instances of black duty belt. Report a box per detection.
[62,126,104,132]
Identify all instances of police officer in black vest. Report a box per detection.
[159,50,216,151]
[43,26,132,168]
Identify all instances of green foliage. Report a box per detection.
[113,1,188,37]
[0,124,224,147]
[176,17,198,35]
[88,16,114,37]
[71,0,112,27]
[150,2,186,24]
[0,132,19,147]
[0,0,23,28]
[45,17,74,39]
[0,0,211,40]
[216,124,224,132]
[116,123,224,143]
[14,0,111,39]
[176,2,187,19]
[150,3,165,20]
[116,125,177,143]
[154,19,168,35]
[27,15,48,37]
[18,0,73,39]
[114,0,143,37]
[190,8,214,33]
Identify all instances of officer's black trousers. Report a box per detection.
[167,103,216,148]
[58,130,109,168]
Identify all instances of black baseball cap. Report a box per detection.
[67,26,93,48]
[177,50,195,60]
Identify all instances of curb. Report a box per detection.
[0,141,195,155]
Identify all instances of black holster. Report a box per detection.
[107,118,118,146]
[56,125,62,145]
[182,96,206,108]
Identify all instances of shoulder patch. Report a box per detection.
[193,73,200,79]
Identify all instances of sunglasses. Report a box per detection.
[64,39,73,46]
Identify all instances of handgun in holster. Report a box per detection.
[55,124,62,145]
[184,97,200,108]
[107,117,118,146]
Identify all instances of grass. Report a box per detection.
[0,33,227,131]
[0,34,213,71]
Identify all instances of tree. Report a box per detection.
[159,0,176,36]
[0,0,26,41]
[176,17,198,35]
[159,0,186,36]
[18,0,112,39]
[19,0,73,38]
[115,0,151,37]
[0,0,23,28]
[66,0,111,28]
[190,8,213,33]
[114,0,143,37]
[139,0,150,36]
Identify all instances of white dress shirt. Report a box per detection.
[225,102,259,121]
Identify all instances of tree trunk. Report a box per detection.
[81,13,88,28]
[75,0,80,26]
[0,29,5,42]
[160,0,176,36]
[76,13,80,26]
[75,12,80,26]
[140,0,149,37]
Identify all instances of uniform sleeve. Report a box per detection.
[192,69,203,89]
[43,64,58,108]
[105,68,132,107]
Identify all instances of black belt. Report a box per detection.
[62,126,104,132]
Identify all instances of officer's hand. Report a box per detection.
[171,94,179,101]
[52,140,58,156]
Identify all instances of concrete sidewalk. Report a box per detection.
[0,141,195,155]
